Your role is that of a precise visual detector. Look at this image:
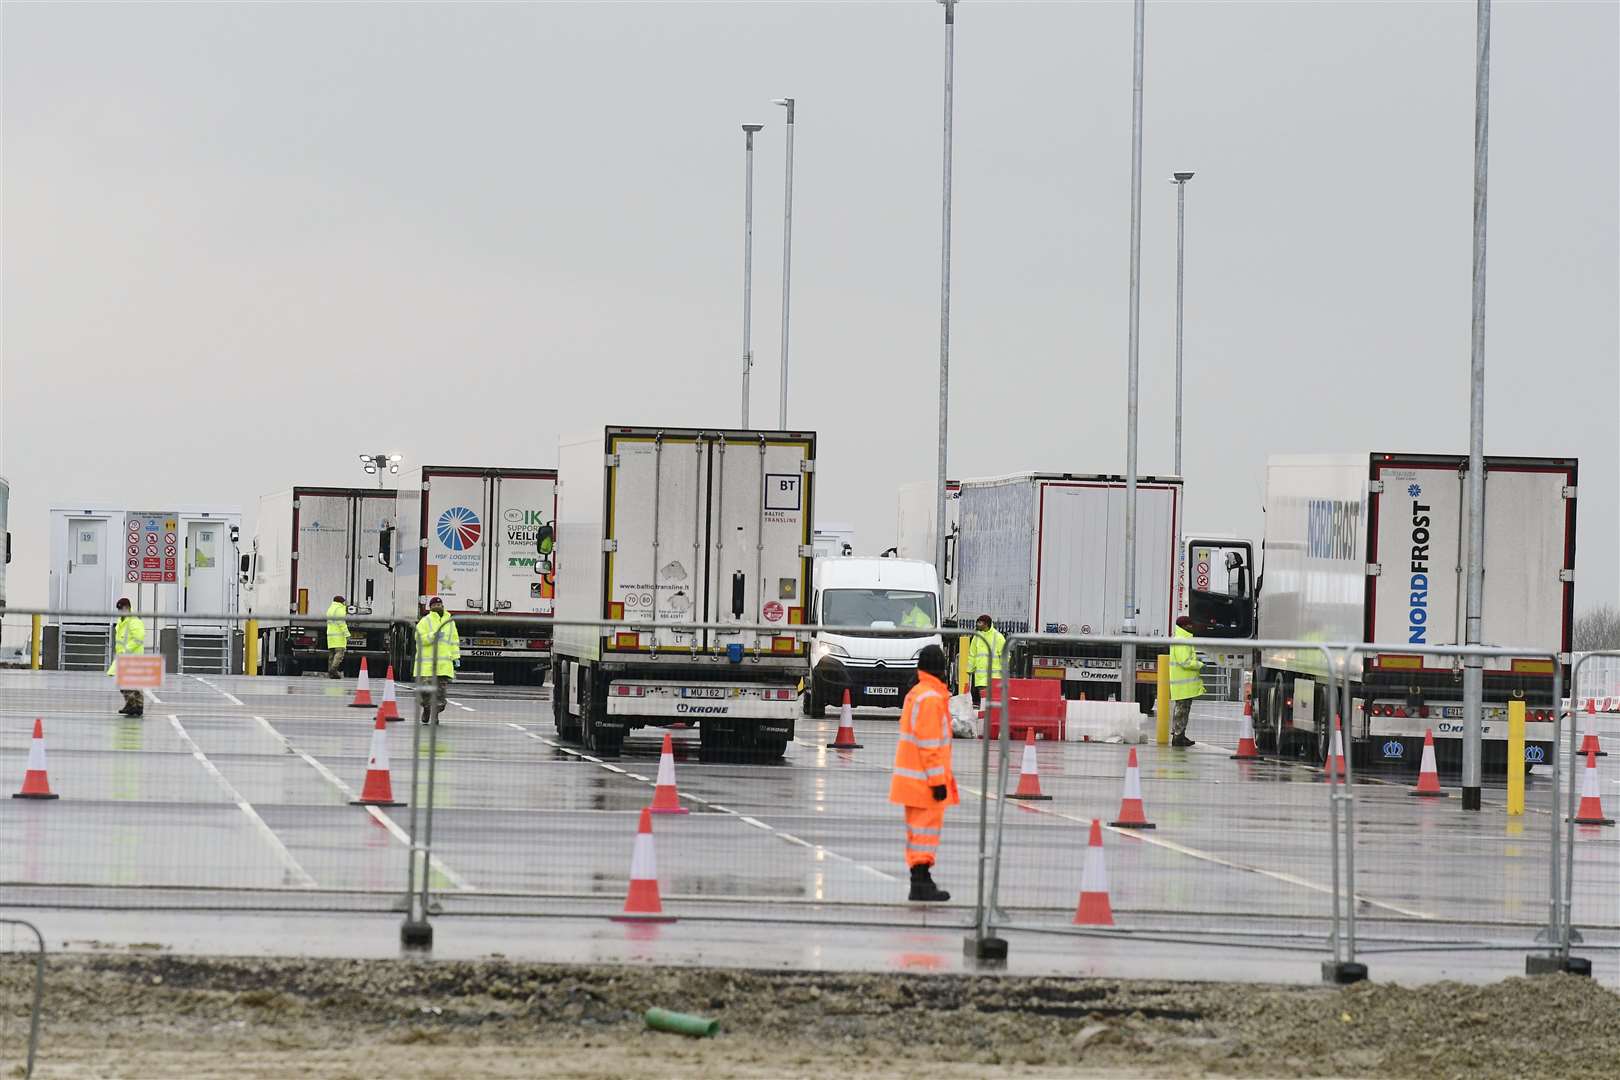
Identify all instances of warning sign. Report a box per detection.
[128,512,179,584]
[115,655,164,690]
[1194,547,1212,592]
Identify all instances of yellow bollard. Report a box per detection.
[245,619,259,677]
[1506,699,1525,815]
[30,614,42,670]
[1156,653,1171,746]
[957,635,971,695]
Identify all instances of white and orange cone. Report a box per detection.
[827,689,863,750]
[1571,749,1614,826]
[377,665,401,721]
[1006,727,1051,801]
[12,719,59,800]
[1408,729,1447,798]
[1073,819,1114,926]
[1231,687,1261,761]
[1109,746,1156,828]
[1324,716,1347,781]
[613,807,676,922]
[350,712,404,806]
[1579,700,1606,758]
[649,732,689,815]
[347,658,374,708]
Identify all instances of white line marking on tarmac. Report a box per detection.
[144,690,164,705]
[956,778,1435,921]
[505,723,898,883]
[251,714,474,892]
[446,700,476,712]
[167,714,317,889]
[190,675,244,707]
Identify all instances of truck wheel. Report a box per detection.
[580,669,621,757]
[802,679,826,719]
[1254,684,1278,754]
[553,663,581,742]
[757,735,789,761]
[275,640,296,678]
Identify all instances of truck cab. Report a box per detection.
[805,557,942,717]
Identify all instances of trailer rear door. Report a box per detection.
[421,472,490,614]
[1035,481,1180,637]
[292,492,357,616]
[707,434,812,654]
[606,432,710,650]
[490,474,558,616]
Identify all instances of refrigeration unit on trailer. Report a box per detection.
[896,479,960,624]
[1248,453,1576,769]
[390,466,557,685]
[244,487,396,676]
[552,427,815,758]
[47,504,242,673]
[956,473,1186,709]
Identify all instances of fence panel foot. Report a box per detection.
[400,919,434,950]
[963,934,1008,964]
[1321,961,1368,985]
[1526,954,1590,977]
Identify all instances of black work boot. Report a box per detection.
[908,864,951,903]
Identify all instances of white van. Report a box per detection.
[805,557,942,717]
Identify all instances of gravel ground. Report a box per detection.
[3,951,1618,1078]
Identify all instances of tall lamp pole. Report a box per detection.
[1121,0,1146,705]
[1170,172,1193,478]
[1461,0,1492,812]
[773,98,795,430]
[740,124,764,427]
[934,0,957,585]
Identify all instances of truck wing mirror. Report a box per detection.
[379,525,394,571]
[238,553,251,582]
[536,523,554,556]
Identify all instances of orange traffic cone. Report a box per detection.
[350,713,404,806]
[1324,716,1347,781]
[1109,746,1156,828]
[827,689,863,750]
[1408,729,1447,798]
[1007,728,1051,801]
[1579,700,1606,758]
[347,658,374,708]
[1571,749,1614,826]
[377,665,401,721]
[12,719,59,800]
[1073,819,1114,926]
[613,807,676,922]
[649,733,689,814]
[1231,687,1261,761]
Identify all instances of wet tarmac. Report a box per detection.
[2,670,1615,985]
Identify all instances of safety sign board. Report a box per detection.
[115,655,164,690]
[126,512,179,584]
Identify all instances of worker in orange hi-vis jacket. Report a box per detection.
[889,644,959,902]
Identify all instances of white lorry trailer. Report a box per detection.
[804,556,942,716]
[896,479,960,623]
[244,487,397,676]
[552,427,814,758]
[47,504,242,672]
[1249,453,1576,769]
[956,472,1185,708]
[389,466,557,685]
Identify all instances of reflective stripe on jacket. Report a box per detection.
[888,671,960,809]
[1170,624,1204,701]
[325,601,350,649]
[106,615,147,675]
[415,611,460,678]
[967,626,1006,687]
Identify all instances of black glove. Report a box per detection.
[931,784,948,802]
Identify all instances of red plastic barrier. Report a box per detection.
[984,678,1065,741]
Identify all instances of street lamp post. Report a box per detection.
[741,123,764,428]
[934,0,956,586]
[1170,172,1193,478]
[1121,0,1145,705]
[359,453,402,488]
[773,98,795,430]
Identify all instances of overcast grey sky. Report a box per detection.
[3,1,1616,612]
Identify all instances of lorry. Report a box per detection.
[896,479,960,624]
[389,466,558,685]
[1247,453,1576,768]
[804,556,942,716]
[955,472,1186,708]
[48,504,242,673]
[552,427,814,758]
[244,487,396,676]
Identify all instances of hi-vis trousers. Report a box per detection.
[904,803,946,868]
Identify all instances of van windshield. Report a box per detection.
[822,589,938,633]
